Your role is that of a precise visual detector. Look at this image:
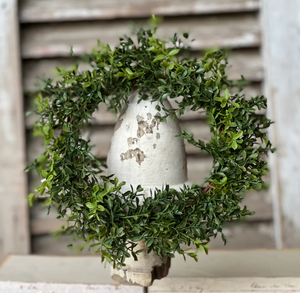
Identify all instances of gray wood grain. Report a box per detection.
[21,14,261,58]
[0,0,30,261]
[261,0,300,248]
[19,0,259,23]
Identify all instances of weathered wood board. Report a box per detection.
[19,0,259,23]
[1,251,300,292]
[150,278,300,292]
[0,255,142,292]
[0,0,30,261]
[261,0,300,248]
[21,14,260,58]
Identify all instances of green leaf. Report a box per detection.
[224,88,229,100]
[196,76,202,86]
[232,141,238,150]
[169,49,179,56]
[234,131,243,140]
[27,193,36,207]
[97,205,105,211]
[249,153,258,159]
[153,54,166,62]
[146,238,154,247]
[241,150,246,160]
[41,170,48,178]
[83,82,91,88]
[161,61,169,68]
[168,62,175,70]
[86,202,95,209]
[104,243,112,248]
[125,68,133,75]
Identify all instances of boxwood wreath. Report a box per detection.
[26,20,274,268]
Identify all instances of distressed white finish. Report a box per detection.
[0,0,30,261]
[19,0,259,23]
[107,91,188,195]
[261,0,300,248]
[107,92,188,285]
[111,241,170,287]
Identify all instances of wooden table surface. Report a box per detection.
[1,250,300,292]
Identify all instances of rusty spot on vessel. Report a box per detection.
[153,144,156,149]
[156,133,160,140]
[120,148,146,165]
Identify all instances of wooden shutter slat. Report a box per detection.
[21,14,260,59]
[20,0,259,23]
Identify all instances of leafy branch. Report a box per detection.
[26,17,274,268]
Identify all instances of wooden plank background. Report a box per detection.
[19,0,275,255]
[19,0,260,22]
[261,0,300,248]
[0,0,30,261]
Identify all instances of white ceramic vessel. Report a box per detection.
[107,91,189,286]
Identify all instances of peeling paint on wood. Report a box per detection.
[19,0,259,23]
[20,14,261,58]
[0,0,30,261]
[261,0,300,248]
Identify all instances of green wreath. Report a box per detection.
[26,19,274,268]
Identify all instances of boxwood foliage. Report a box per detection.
[26,18,274,267]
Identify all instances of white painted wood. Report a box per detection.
[19,0,259,23]
[0,282,142,293]
[261,0,300,248]
[150,278,300,292]
[21,14,261,58]
[0,0,30,260]
[3,253,300,292]
[0,255,142,292]
[167,250,300,278]
[2,251,300,279]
